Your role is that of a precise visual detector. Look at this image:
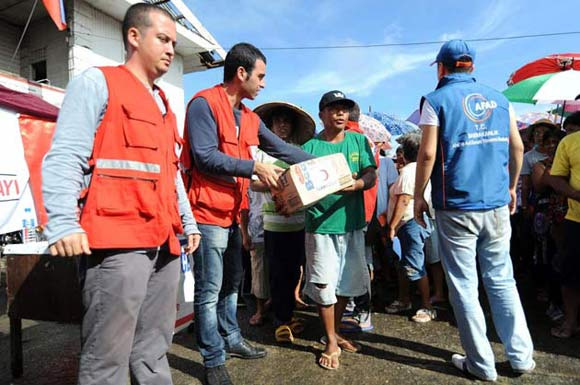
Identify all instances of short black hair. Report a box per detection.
[397,132,422,162]
[348,102,361,122]
[442,62,473,73]
[122,3,174,51]
[223,43,267,83]
[563,111,580,131]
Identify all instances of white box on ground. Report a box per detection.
[275,153,354,214]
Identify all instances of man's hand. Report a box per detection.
[413,196,429,228]
[340,172,362,193]
[253,162,284,189]
[49,232,91,257]
[184,233,201,254]
[508,187,517,215]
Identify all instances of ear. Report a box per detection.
[469,65,475,73]
[126,26,140,50]
[318,111,323,121]
[236,66,247,82]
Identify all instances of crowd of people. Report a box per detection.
[40,4,579,385]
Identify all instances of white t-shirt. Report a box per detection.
[387,162,432,225]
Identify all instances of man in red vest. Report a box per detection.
[182,43,313,385]
[42,4,200,385]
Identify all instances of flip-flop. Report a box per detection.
[275,325,294,343]
[319,335,362,353]
[288,317,306,335]
[318,347,341,370]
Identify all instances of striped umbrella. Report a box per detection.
[503,70,580,104]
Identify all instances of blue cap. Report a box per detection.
[431,39,475,67]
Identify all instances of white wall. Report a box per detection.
[0,20,21,75]
[70,1,185,129]
[19,17,69,88]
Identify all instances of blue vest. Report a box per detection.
[424,73,511,210]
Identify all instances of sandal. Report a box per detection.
[275,325,294,343]
[411,308,437,323]
[318,347,341,370]
[385,300,412,314]
[319,335,362,353]
[287,317,306,335]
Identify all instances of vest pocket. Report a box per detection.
[192,175,236,213]
[95,174,159,219]
[122,104,159,150]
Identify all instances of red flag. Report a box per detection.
[42,0,67,31]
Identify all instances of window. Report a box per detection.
[31,60,47,82]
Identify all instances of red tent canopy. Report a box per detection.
[0,84,59,121]
[507,53,580,86]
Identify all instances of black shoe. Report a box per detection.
[226,339,267,359]
[204,365,233,385]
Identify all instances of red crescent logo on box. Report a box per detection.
[296,166,304,184]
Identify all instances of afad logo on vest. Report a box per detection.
[462,93,497,124]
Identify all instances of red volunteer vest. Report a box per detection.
[346,121,379,223]
[181,85,260,227]
[80,66,184,255]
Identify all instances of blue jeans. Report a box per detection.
[436,206,534,380]
[193,224,244,368]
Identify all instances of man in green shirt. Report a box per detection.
[301,90,376,370]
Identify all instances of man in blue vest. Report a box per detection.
[413,39,535,382]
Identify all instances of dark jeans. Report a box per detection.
[193,224,244,368]
[265,229,305,323]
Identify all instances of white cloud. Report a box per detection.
[284,0,518,98]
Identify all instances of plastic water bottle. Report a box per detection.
[21,207,37,243]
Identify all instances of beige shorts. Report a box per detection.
[250,242,270,299]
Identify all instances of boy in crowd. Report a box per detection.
[300,90,376,370]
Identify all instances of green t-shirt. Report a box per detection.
[302,131,376,234]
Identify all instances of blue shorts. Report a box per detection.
[397,219,431,281]
[304,230,369,306]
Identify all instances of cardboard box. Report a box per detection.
[275,153,354,213]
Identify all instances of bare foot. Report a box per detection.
[249,312,263,326]
[319,345,341,370]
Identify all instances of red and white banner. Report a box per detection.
[0,108,56,235]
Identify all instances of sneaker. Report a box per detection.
[340,310,374,333]
[451,354,497,382]
[344,298,356,316]
[385,300,412,314]
[513,360,536,375]
[411,308,437,323]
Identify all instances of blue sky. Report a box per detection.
[183,0,580,126]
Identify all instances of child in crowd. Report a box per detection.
[385,132,436,323]
[298,90,376,370]
[252,102,315,343]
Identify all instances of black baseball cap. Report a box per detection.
[319,90,355,112]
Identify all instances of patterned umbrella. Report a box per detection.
[366,111,419,136]
[358,114,391,143]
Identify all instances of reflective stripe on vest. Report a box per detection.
[95,158,161,173]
